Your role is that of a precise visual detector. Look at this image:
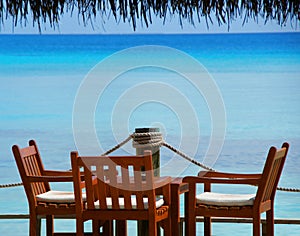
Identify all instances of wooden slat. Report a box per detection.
[275,147,287,159]
[29,155,45,194]
[19,145,37,158]
[133,164,143,190]
[121,165,133,210]
[84,164,95,210]
[263,157,282,201]
[133,163,145,210]
[108,163,119,209]
[95,165,107,209]
[25,155,40,195]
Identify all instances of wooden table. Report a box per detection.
[137,177,188,236]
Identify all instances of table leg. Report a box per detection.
[138,221,161,236]
[138,220,148,236]
[116,220,127,236]
[171,184,181,236]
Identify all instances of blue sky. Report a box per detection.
[0,11,299,34]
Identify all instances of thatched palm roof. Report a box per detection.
[0,0,299,31]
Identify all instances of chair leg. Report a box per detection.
[184,213,196,236]
[46,215,54,236]
[102,220,113,236]
[76,217,84,236]
[163,217,171,236]
[157,222,161,236]
[148,218,157,236]
[29,212,38,236]
[266,208,274,236]
[253,214,261,236]
[184,192,196,236]
[116,220,127,236]
[204,217,211,236]
[92,220,101,236]
[37,217,42,236]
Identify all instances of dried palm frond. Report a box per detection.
[0,0,299,31]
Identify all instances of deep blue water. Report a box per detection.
[0,33,300,235]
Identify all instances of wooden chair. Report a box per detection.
[183,142,289,236]
[71,150,172,236]
[12,140,110,236]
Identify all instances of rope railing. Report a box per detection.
[101,134,133,156]
[0,182,23,188]
[161,142,215,171]
[1,132,300,192]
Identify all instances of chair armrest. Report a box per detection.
[27,175,74,182]
[198,170,262,179]
[44,170,96,185]
[154,176,172,205]
[45,170,91,177]
[43,170,73,176]
[183,176,260,185]
[153,176,172,189]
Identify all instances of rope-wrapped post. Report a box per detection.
[133,127,162,236]
[132,127,162,177]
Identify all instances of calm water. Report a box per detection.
[0,33,299,235]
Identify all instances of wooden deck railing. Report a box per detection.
[182,217,300,236]
[1,214,299,236]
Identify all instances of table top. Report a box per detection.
[170,177,189,193]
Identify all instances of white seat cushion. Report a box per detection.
[36,190,86,203]
[196,192,256,206]
[93,197,164,209]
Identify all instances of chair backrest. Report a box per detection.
[71,150,156,212]
[255,142,289,206]
[12,140,50,206]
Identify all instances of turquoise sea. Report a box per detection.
[0,33,300,235]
